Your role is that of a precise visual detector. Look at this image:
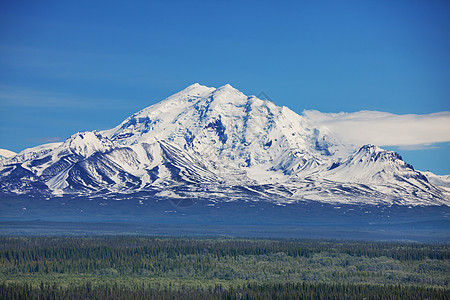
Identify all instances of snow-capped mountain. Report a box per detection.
[0,84,448,206]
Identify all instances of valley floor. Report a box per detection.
[1,195,449,242]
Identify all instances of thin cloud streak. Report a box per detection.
[27,137,62,144]
[0,85,132,110]
[303,110,450,148]
[0,45,171,87]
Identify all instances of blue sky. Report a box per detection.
[0,0,449,174]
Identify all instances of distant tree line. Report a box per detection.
[1,237,448,264]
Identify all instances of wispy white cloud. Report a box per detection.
[0,85,130,109]
[303,110,450,148]
[0,45,171,87]
[28,137,62,143]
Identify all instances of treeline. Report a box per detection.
[1,237,449,280]
[0,281,448,300]
[1,236,448,263]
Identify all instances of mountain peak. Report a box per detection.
[64,131,115,157]
[218,83,235,90]
[176,83,214,97]
[216,84,242,94]
[358,144,380,153]
[356,144,403,161]
[183,82,207,90]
